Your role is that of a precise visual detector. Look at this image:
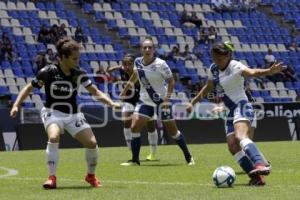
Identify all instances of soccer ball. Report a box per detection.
[212,166,236,187]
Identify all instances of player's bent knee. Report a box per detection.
[227,142,240,155]
[235,132,248,141]
[84,139,97,149]
[48,136,59,143]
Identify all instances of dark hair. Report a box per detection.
[211,41,234,56]
[56,38,81,59]
[123,53,135,62]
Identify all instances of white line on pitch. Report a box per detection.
[1,176,211,187]
[2,176,300,189]
[0,166,19,178]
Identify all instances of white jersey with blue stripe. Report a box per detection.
[207,59,249,109]
[134,57,173,106]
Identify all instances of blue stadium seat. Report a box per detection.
[0,86,9,95]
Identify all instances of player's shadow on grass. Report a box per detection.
[141,163,182,167]
[213,183,249,189]
[234,183,252,187]
[235,171,247,175]
[55,186,93,190]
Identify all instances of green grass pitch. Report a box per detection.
[0,141,299,200]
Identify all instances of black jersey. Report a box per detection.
[31,64,92,114]
[119,68,140,105]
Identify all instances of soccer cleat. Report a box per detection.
[187,156,195,166]
[85,174,102,188]
[249,175,266,186]
[120,160,140,166]
[43,175,57,189]
[146,153,159,161]
[249,164,271,176]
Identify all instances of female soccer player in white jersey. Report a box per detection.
[120,37,194,166]
[10,38,121,189]
[107,54,159,161]
[187,42,283,186]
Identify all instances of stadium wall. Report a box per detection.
[1,102,299,150]
[16,117,291,150]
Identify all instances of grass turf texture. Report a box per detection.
[0,141,299,200]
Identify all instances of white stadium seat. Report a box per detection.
[26,2,36,10]
[0,2,7,9]
[175,4,184,12]
[102,3,112,11]
[140,3,149,11]
[48,11,57,19]
[130,3,139,11]
[184,4,193,12]
[7,1,17,10]
[93,3,102,11]
[16,2,26,10]
[0,10,9,18]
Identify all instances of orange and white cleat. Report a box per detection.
[85,174,102,188]
[43,175,57,189]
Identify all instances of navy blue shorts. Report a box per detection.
[225,100,256,136]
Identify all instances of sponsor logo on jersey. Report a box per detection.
[52,84,73,93]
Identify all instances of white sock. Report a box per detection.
[85,146,99,174]
[124,128,132,150]
[233,150,246,162]
[46,142,59,176]
[171,131,181,139]
[148,130,158,155]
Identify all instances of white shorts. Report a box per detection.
[41,107,91,137]
[122,102,135,113]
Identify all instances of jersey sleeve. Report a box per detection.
[159,61,173,80]
[79,70,92,88]
[207,64,214,80]
[207,70,213,80]
[235,61,248,75]
[31,67,48,89]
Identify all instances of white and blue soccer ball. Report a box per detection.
[212,166,236,187]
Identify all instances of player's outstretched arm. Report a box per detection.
[242,62,284,77]
[186,80,214,113]
[86,84,121,109]
[10,83,33,118]
[119,71,138,98]
[106,65,122,73]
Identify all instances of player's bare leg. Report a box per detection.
[43,123,61,189]
[74,128,101,188]
[146,120,159,161]
[163,120,194,165]
[235,121,271,177]
[121,113,149,166]
[123,111,133,150]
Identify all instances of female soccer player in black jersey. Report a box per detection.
[10,38,121,189]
